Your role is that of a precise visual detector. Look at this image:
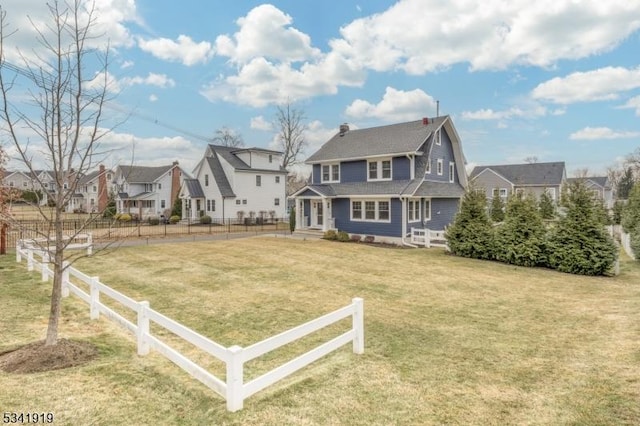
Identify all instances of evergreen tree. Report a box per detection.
[621,184,640,233]
[495,194,547,267]
[445,190,495,260]
[612,200,624,225]
[538,191,555,220]
[490,194,505,222]
[617,167,634,200]
[171,196,182,218]
[547,180,617,275]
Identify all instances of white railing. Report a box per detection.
[19,233,93,255]
[15,246,364,412]
[621,232,635,260]
[411,228,448,249]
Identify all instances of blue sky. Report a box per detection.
[3,0,640,176]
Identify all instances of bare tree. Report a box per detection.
[523,156,538,164]
[0,1,118,345]
[274,102,307,170]
[211,126,244,147]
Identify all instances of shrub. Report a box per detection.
[445,189,495,260]
[169,215,180,224]
[622,184,640,233]
[494,194,547,267]
[350,234,362,242]
[118,213,132,222]
[200,215,212,224]
[171,197,182,218]
[612,200,624,225]
[337,230,350,242]
[323,230,338,240]
[538,191,556,220]
[547,180,617,275]
[148,217,160,226]
[490,194,505,222]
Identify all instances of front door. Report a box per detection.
[312,200,323,228]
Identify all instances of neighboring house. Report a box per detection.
[115,162,186,220]
[469,162,567,202]
[291,116,468,244]
[179,145,287,221]
[568,176,614,208]
[67,165,116,213]
[1,170,56,205]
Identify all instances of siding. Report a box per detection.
[333,197,403,237]
[312,164,321,184]
[341,160,366,183]
[393,156,411,180]
[426,198,460,230]
[472,169,512,199]
[425,127,457,183]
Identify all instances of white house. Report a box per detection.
[115,162,186,220]
[67,165,117,213]
[180,145,288,222]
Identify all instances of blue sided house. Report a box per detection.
[292,115,468,245]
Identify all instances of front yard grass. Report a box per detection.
[1,237,640,425]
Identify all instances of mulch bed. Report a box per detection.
[0,339,98,374]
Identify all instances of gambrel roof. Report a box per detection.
[306,116,449,163]
[470,162,566,186]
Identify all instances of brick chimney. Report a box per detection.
[170,161,180,207]
[98,164,108,211]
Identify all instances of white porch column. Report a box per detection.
[298,199,304,229]
[322,198,329,232]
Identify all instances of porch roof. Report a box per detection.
[412,181,466,198]
[183,178,205,198]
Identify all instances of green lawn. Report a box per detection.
[1,237,640,425]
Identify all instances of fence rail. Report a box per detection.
[411,228,448,249]
[14,247,363,412]
[4,217,290,250]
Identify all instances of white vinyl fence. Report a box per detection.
[15,246,364,412]
[411,228,448,249]
[621,232,635,260]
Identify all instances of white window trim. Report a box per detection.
[367,158,392,182]
[425,157,431,174]
[424,199,431,221]
[545,187,556,201]
[321,163,340,183]
[449,162,455,183]
[408,199,421,223]
[435,129,441,146]
[437,159,443,176]
[350,199,391,222]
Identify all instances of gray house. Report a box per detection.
[469,162,567,202]
[567,176,614,208]
[292,115,468,244]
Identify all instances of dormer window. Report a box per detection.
[435,129,441,146]
[368,158,392,181]
[321,164,340,183]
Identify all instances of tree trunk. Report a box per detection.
[0,223,7,255]
[44,206,65,346]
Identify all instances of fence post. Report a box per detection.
[61,261,70,297]
[425,229,431,248]
[16,242,21,262]
[27,249,34,271]
[87,233,93,256]
[137,301,150,355]
[226,345,244,412]
[90,276,100,319]
[352,297,364,355]
[41,253,49,281]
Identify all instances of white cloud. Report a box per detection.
[123,73,176,88]
[619,95,640,116]
[0,0,138,64]
[214,4,320,65]
[569,126,640,140]
[202,5,365,107]
[462,105,547,120]
[532,66,640,104]
[138,35,214,66]
[335,0,640,74]
[121,60,134,69]
[345,87,437,122]
[149,94,158,102]
[250,116,272,131]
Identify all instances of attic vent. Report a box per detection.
[422,117,429,125]
[339,123,349,136]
